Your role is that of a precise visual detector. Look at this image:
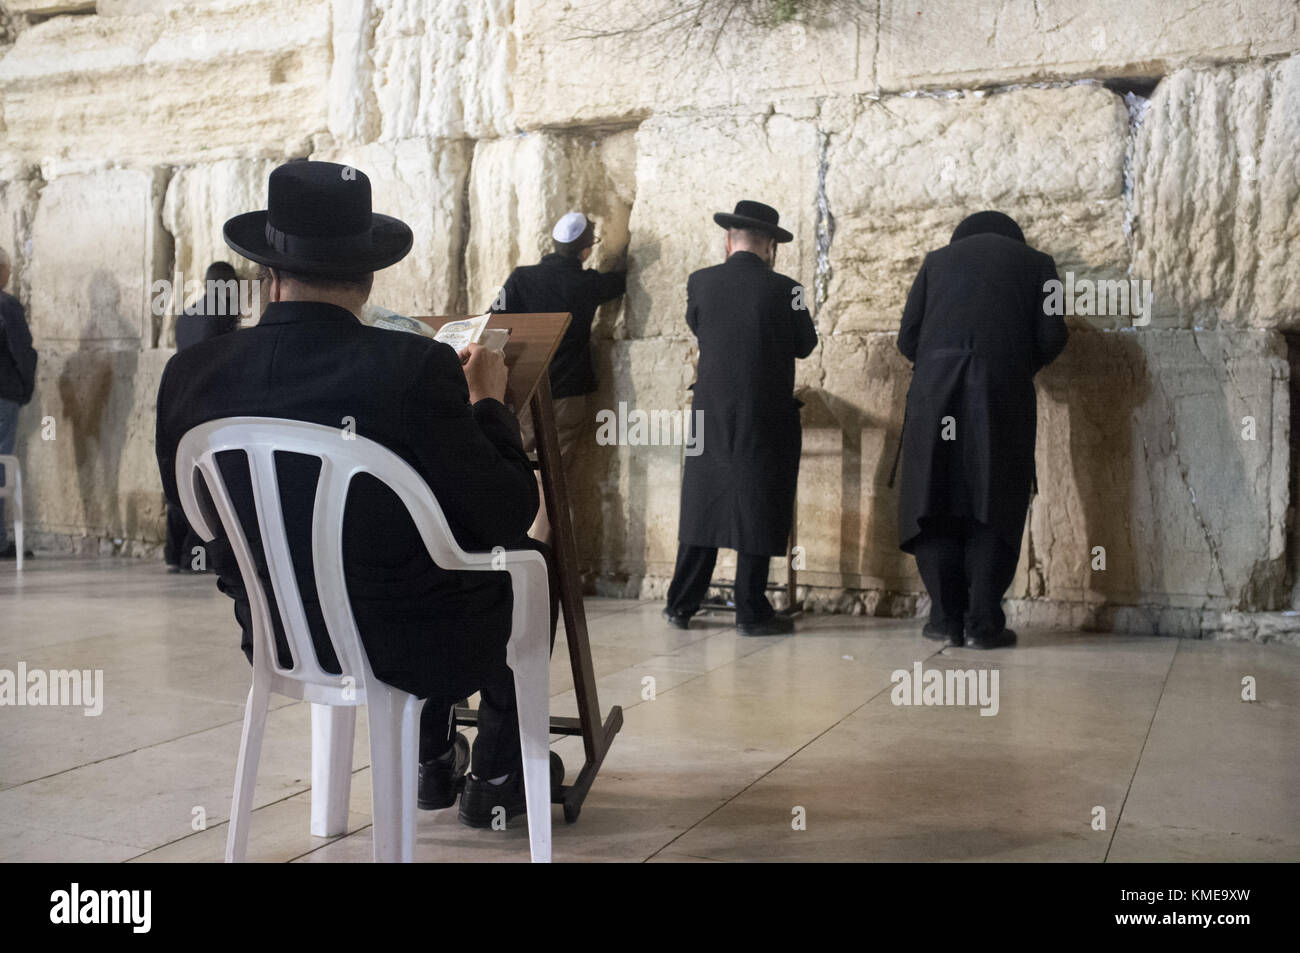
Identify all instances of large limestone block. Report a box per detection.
[466,129,635,316]
[513,0,873,129]
[28,166,169,346]
[802,332,917,596]
[573,337,699,584]
[162,156,275,286]
[824,85,1130,334]
[0,0,331,164]
[627,108,821,341]
[879,0,1299,90]
[0,162,40,304]
[16,347,171,552]
[4,0,94,13]
[96,0,203,13]
[1029,327,1288,613]
[311,139,473,317]
[1131,56,1300,329]
[345,0,516,142]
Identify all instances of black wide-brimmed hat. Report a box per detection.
[713,200,794,243]
[950,210,1025,245]
[223,161,413,276]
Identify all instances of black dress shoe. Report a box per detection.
[963,627,1018,650]
[737,614,795,636]
[662,608,691,630]
[458,751,563,829]
[417,733,469,810]
[922,623,963,646]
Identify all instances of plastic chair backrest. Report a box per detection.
[176,416,479,694]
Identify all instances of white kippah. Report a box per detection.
[552,211,589,243]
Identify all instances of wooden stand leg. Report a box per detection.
[787,490,799,613]
[455,374,621,824]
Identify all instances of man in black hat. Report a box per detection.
[489,211,626,542]
[663,200,817,636]
[155,161,557,830]
[164,261,243,573]
[896,210,1067,649]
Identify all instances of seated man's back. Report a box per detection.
[156,299,537,699]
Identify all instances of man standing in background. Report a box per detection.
[896,210,1067,650]
[0,245,37,561]
[164,260,243,572]
[664,201,817,636]
[490,211,627,542]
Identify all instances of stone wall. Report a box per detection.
[1,0,1297,639]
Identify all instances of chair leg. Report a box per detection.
[510,579,553,863]
[226,680,271,863]
[366,687,419,863]
[310,703,355,838]
[12,470,21,574]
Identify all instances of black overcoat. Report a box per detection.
[678,251,818,556]
[896,231,1067,553]
[156,301,539,700]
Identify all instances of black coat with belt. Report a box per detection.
[678,251,818,556]
[896,231,1067,553]
[155,301,539,700]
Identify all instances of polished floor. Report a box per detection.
[0,556,1296,863]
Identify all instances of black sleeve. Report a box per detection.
[155,355,179,508]
[399,343,539,550]
[684,275,700,336]
[1033,254,1068,371]
[588,269,627,305]
[790,280,817,359]
[0,296,37,401]
[0,297,33,353]
[898,259,928,363]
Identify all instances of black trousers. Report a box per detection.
[911,517,1019,640]
[164,502,203,569]
[418,536,560,778]
[665,544,774,625]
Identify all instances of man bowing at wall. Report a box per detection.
[664,201,817,636]
[896,210,1067,650]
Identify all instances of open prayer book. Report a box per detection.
[432,313,510,352]
[360,307,510,353]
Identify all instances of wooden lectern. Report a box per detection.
[418,313,622,823]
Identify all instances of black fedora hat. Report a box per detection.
[223,160,413,276]
[713,199,793,244]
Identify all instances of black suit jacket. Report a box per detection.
[896,232,1067,552]
[490,253,626,398]
[678,251,818,555]
[155,301,539,699]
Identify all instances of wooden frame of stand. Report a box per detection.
[422,313,622,824]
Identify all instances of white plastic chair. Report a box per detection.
[175,417,552,863]
[0,454,23,572]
